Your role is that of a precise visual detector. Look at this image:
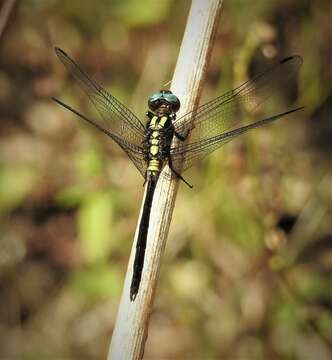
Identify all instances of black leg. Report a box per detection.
[142,172,148,187]
[174,129,190,141]
[168,159,193,188]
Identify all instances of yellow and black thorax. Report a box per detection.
[143,115,174,175]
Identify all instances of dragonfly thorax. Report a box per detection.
[144,114,174,181]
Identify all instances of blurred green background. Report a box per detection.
[0,0,331,359]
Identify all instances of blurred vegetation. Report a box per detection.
[0,0,331,359]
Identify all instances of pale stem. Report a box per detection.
[108,1,223,359]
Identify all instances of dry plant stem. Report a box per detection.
[108,1,223,359]
[0,0,15,39]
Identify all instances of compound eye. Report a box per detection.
[163,94,180,112]
[171,98,180,112]
[148,91,180,112]
[148,98,160,111]
[148,92,163,111]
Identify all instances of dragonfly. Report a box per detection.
[52,47,303,301]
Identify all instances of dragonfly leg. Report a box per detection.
[174,129,190,141]
[168,159,193,188]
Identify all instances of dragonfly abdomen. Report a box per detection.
[131,114,174,299]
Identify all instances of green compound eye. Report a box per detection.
[148,93,161,102]
[163,93,180,111]
[148,90,180,113]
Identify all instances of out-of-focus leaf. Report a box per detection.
[213,185,263,252]
[68,263,122,300]
[78,191,114,263]
[75,147,104,178]
[0,165,37,212]
[272,300,299,328]
[55,185,85,207]
[113,0,173,27]
[289,267,331,302]
[318,311,332,339]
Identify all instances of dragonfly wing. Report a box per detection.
[172,55,303,142]
[54,47,145,147]
[53,98,147,178]
[170,107,303,173]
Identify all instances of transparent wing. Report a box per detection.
[52,98,147,178]
[173,56,302,138]
[170,107,303,172]
[55,47,145,147]
[170,56,302,173]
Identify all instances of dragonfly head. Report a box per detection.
[148,90,180,116]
